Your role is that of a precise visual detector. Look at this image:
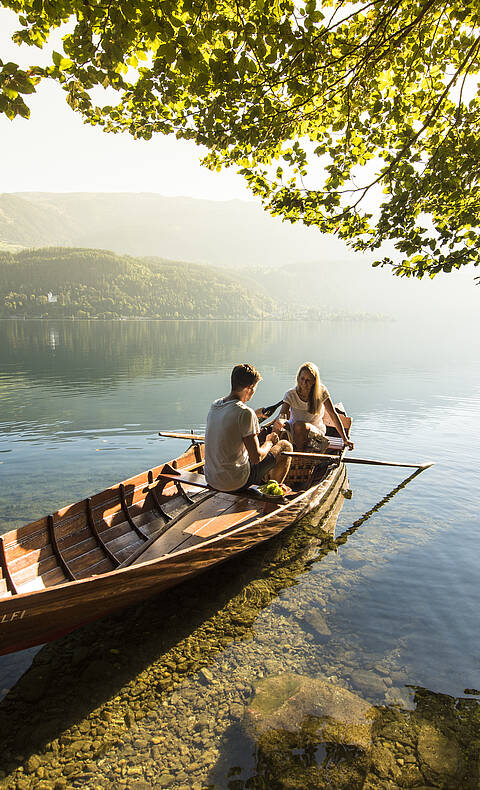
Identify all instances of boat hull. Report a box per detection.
[0,458,346,656]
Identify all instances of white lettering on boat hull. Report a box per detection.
[1,610,26,624]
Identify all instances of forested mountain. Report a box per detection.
[0,248,275,319]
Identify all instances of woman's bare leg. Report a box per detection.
[293,421,329,452]
[292,421,308,451]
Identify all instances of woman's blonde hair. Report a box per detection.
[296,362,324,414]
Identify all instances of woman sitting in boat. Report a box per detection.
[274,362,354,452]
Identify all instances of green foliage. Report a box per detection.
[2,1,480,279]
[0,247,275,319]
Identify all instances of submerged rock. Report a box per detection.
[417,721,462,779]
[349,668,386,699]
[368,741,402,781]
[198,667,214,685]
[302,609,331,639]
[385,685,414,709]
[245,672,376,750]
[244,673,373,789]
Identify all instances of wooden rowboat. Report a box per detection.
[0,420,350,657]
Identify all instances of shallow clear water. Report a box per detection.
[0,317,479,789]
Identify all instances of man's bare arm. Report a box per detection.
[243,432,278,464]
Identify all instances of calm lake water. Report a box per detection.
[0,317,479,789]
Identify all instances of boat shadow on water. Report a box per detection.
[2,468,473,789]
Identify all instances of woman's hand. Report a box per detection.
[346,439,355,451]
[266,431,279,446]
[255,408,267,420]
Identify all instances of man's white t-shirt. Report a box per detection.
[283,387,328,434]
[205,399,259,491]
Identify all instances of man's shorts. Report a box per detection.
[243,451,276,488]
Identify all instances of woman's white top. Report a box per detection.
[283,387,328,434]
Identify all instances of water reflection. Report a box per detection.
[2,318,478,532]
[0,320,277,385]
[2,317,478,400]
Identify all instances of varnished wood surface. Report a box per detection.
[183,498,260,539]
[0,440,347,655]
[135,492,263,564]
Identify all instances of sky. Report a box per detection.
[0,7,250,198]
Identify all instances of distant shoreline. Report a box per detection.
[0,315,393,323]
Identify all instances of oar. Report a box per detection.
[158,420,278,440]
[159,431,205,441]
[282,451,434,470]
[158,435,434,471]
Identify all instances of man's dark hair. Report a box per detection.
[231,363,262,390]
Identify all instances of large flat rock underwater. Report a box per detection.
[245,672,376,749]
[243,674,480,790]
[244,673,375,789]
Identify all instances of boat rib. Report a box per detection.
[119,483,149,540]
[48,514,78,581]
[0,535,17,596]
[86,498,121,567]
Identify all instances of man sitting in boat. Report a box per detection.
[204,363,293,492]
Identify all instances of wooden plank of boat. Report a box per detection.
[0,436,347,656]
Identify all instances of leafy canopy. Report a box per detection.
[2,0,480,279]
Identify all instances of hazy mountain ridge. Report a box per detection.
[0,191,345,267]
[0,191,390,316]
[243,261,385,315]
[0,194,74,247]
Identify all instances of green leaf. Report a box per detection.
[52,52,73,71]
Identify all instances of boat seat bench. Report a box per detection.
[156,466,298,501]
[157,466,273,501]
[157,465,210,489]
